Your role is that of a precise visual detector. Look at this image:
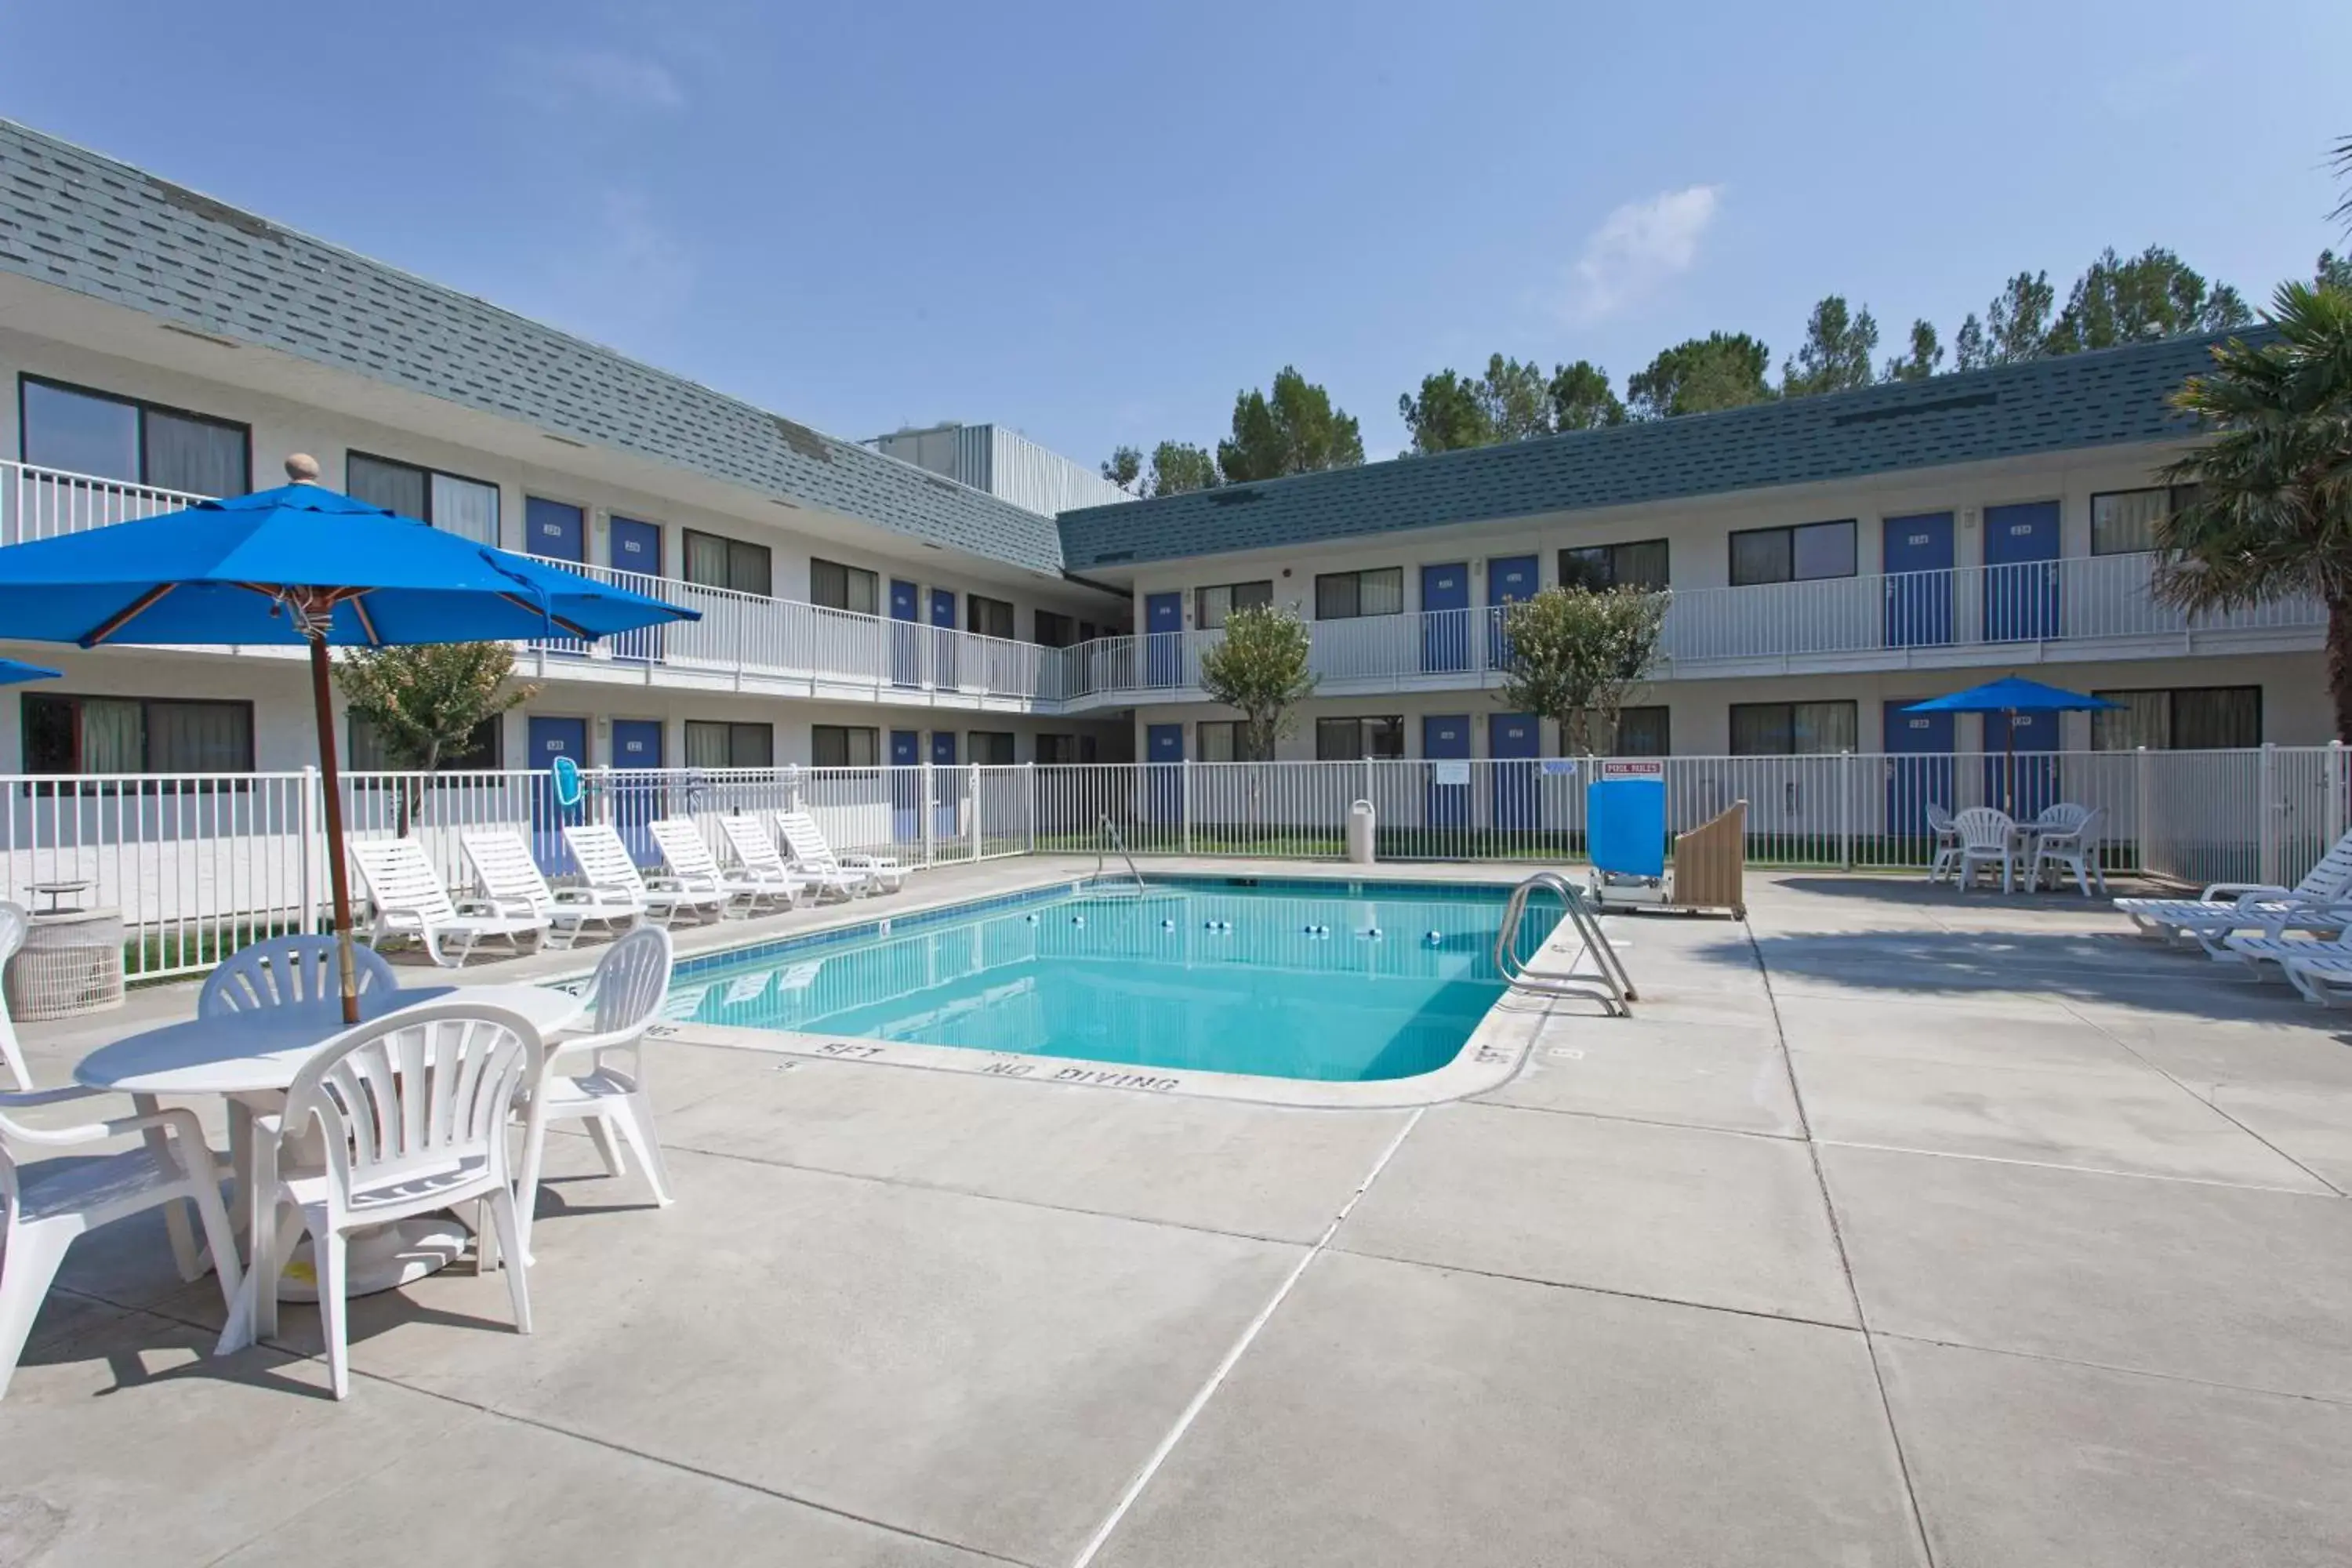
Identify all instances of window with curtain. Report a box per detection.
[1313,568,1404,619]
[806,556,876,613]
[1610,706,1671,756]
[348,714,502,771]
[811,725,880,768]
[1559,539,1671,592]
[1730,700,1857,755]
[2090,487,2199,556]
[1315,716,1404,760]
[2092,687,2260,750]
[21,376,249,495]
[1195,580,1274,630]
[967,595,1016,641]
[1035,610,1076,648]
[684,720,774,768]
[969,731,1017,765]
[682,532,774,598]
[1730,521,1856,586]
[347,452,500,543]
[20,693,253,774]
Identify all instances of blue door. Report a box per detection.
[1985,710,2060,819]
[931,730,960,841]
[1421,564,1469,673]
[1489,713,1541,833]
[524,498,586,563]
[889,729,920,842]
[1486,555,1539,670]
[930,587,960,689]
[1424,715,1471,831]
[1882,703,1955,849]
[890,579,920,688]
[608,517,662,661]
[1984,501,2060,642]
[1882,512,1954,648]
[610,720,663,864]
[1145,592,1183,687]
[527,717,588,872]
[1148,722,1184,823]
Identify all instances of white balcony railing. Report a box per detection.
[0,458,2323,713]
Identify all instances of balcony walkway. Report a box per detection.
[7,866,2350,1565]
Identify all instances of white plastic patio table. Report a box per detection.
[74,982,583,1351]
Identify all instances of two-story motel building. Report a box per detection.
[0,117,2328,792]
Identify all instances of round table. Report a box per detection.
[75,982,584,1341]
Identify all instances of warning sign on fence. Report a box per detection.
[1598,759,1665,780]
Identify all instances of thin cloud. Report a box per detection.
[1559,184,1724,322]
[524,49,686,112]
[543,190,697,348]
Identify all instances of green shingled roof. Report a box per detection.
[1056,332,2245,570]
[0,119,1066,573]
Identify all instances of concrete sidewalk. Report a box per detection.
[5,870,2350,1566]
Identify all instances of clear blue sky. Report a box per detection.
[6,0,2347,466]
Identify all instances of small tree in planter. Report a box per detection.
[1496,585,1670,754]
[1197,602,1318,760]
[336,641,538,834]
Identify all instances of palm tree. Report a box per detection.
[2155,282,2352,738]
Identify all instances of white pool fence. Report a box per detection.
[2,745,2342,982]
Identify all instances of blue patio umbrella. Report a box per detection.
[1904,676,2122,814]
[0,456,700,1018]
[0,657,61,685]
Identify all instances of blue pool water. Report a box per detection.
[662,879,1559,1083]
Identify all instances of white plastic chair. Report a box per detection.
[242,1001,545,1399]
[2029,806,2107,896]
[2281,949,2352,1007]
[775,810,905,895]
[463,829,643,950]
[0,1085,244,1399]
[350,837,550,965]
[1922,804,1962,886]
[648,818,793,916]
[2114,826,2352,954]
[514,926,676,1264]
[0,901,29,1091]
[561,823,724,927]
[1951,808,2020,893]
[200,934,398,1018]
[717,816,818,906]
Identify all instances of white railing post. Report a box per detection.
[1181,759,1194,855]
[1838,750,1854,870]
[1025,760,1037,854]
[2133,745,2151,876]
[299,764,321,932]
[2259,742,2281,887]
[921,760,935,867]
[969,762,982,861]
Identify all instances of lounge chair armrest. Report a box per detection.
[2201,882,2292,904]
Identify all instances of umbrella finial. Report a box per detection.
[284,452,321,485]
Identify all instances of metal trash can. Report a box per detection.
[1346,799,1377,865]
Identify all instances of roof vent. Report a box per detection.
[1831,391,1998,427]
[1207,487,1261,506]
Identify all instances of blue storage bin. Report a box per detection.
[1587,777,1666,878]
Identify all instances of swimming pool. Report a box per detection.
[661,878,1559,1083]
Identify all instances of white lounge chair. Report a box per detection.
[1922,804,1962,886]
[717,816,822,905]
[242,1002,544,1399]
[2028,805,2107,897]
[0,1083,244,1399]
[776,809,906,895]
[350,837,550,966]
[1951,807,2020,893]
[514,926,675,1264]
[648,818,795,916]
[2281,949,2352,1007]
[561,823,725,927]
[0,902,29,1091]
[2223,925,2351,980]
[463,829,644,950]
[2114,827,2352,956]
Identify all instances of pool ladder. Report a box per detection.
[1493,872,1637,1016]
[1083,815,1149,897]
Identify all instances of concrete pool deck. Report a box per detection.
[7,864,2352,1564]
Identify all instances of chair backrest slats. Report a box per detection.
[1952,807,2014,850]
[285,1004,540,1196]
[564,825,651,895]
[201,935,397,1018]
[775,811,840,869]
[2296,829,2352,898]
[0,901,28,1091]
[650,819,721,880]
[720,816,786,875]
[352,839,460,924]
[464,830,554,911]
[586,926,675,1036]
